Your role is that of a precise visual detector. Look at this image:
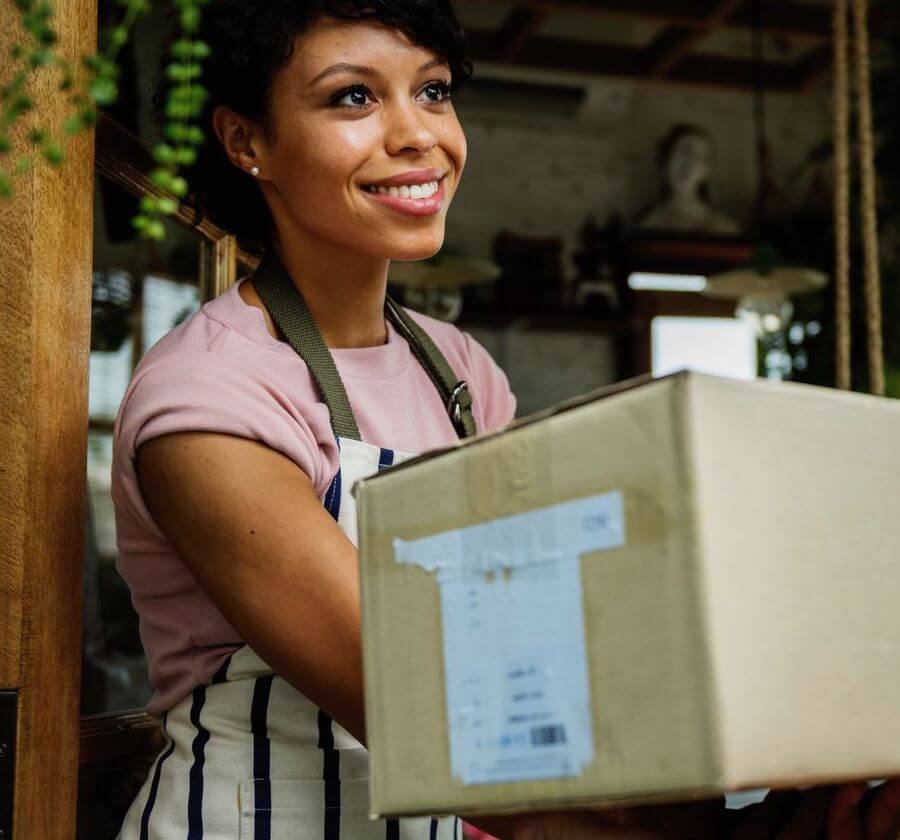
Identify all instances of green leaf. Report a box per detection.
[153,143,176,164]
[157,196,179,215]
[164,101,189,119]
[28,48,53,67]
[10,45,25,60]
[186,126,204,145]
[0,135,10,153]
[139,195,157,213]
[79,107,97,127]
[89,78,117,105]
[180,7,200,31]
[63,116,81,134]
[43,143,64,165]
[174,147,196,165]
[150,168,175,190]
[164,123,186,141]
[110,26,129,47]
[170,175,188,197]
[28,128,46,144]
[0,173,12,199]
[14,154,32,174]
[144,220,166,240]
[171,39,193,59]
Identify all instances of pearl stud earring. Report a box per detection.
[249,165,260,176]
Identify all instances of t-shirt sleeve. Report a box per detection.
[461,331,517,433]
[112,350,330,541]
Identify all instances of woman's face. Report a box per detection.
[252,16,467,262]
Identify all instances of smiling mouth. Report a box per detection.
[359,174,447,200]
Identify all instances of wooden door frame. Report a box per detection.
[1,1,97,836]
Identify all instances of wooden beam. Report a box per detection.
[460,0,836,41]
[495,7,550,61]
[646,0,747,79]
[95,111,258,274]
[466,27,803,92]
[0,0,96,835]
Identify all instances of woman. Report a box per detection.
[110,1,900,837]
[111,1,566,836]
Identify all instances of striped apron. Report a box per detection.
[116,438,460,839]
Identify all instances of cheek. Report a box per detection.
[446,118,467,178]
[277,118,380,193]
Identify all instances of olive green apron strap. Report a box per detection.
[384,295,477,439]
[250,248,477,441]
[251,249,362,441]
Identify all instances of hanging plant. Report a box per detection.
[0,0,211,242]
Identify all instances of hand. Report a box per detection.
[826,780,900,840]
[730,780,900,840]
[510,780,900,840]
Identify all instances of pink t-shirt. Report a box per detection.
[111,276,517,717]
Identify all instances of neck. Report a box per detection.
[269,224,390,350]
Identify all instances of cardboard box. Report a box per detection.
[354,371,900,818]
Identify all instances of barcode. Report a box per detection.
[530,724,567,747]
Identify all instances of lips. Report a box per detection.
[362,167,447,188]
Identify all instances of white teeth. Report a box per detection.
[366,179,440,199]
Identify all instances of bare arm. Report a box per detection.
[136,431,369,741]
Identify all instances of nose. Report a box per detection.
[383,97,438,156]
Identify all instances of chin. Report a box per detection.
[384,234,445,262]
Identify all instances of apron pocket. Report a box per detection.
[238,777,391,840]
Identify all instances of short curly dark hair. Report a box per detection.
[151,0,473,258]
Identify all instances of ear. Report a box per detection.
[211,104,267,178]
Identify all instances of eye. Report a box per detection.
[330,84,375,109]
[421,79,453,103]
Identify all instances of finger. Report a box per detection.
[862,779,900,840]
[774,787,832,840]
[826,783,866,840]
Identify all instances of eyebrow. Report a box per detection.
[308,56,449,88]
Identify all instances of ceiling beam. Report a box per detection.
[465,27,811,92]
[460,0,835,41]
[494,7,551,61]
[646,0,747,79]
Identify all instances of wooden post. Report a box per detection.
[0,0,96,835]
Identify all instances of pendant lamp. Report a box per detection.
[703,0,827,366]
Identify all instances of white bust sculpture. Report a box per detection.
[636,125,741,236]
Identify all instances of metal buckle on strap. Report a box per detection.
[447,380,470,436]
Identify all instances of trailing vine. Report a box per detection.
[1,0,210,242]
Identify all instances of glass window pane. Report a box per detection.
[83,169,205,716]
